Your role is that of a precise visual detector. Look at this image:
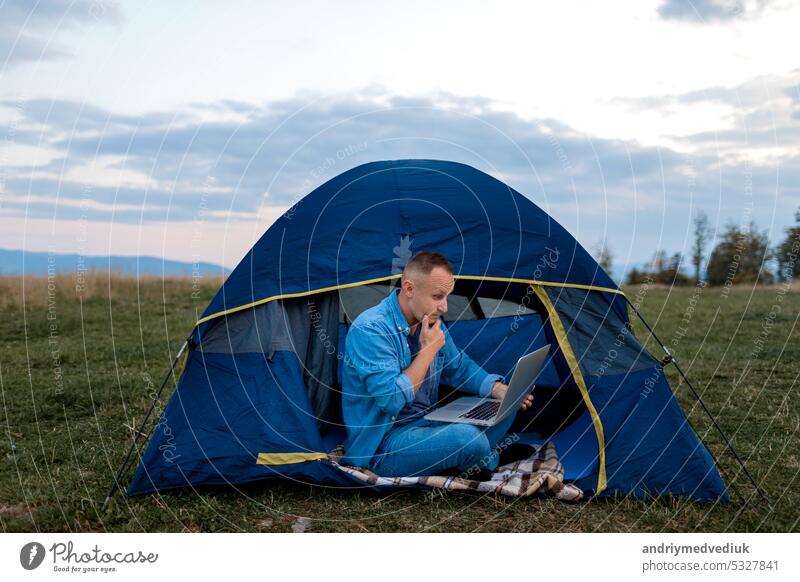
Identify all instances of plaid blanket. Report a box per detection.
[327,441,583,501]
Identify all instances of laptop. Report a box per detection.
[424,345,550,427]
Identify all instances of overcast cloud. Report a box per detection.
[0,0,122,68]
[1,1,797,270]
[656,0,782,23]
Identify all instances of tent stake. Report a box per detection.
[624,297,773,510]
[101,338,190,513]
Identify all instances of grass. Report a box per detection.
[0,273,797,532]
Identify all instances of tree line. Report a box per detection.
[593,207,800,286]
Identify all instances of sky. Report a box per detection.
[0,0,798,276]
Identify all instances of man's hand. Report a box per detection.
[419,314,445,355]
[491,381,534,411]
[404,314,445,395]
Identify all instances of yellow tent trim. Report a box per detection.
[532,285,607,494]
[626,303,639,339]
[194,274,625,327]
[256,452,329,465]
[195,273,404,326]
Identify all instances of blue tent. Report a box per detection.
[127,159,728,503]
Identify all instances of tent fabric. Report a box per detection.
[445,314,560,388]
[192,159,621,336]
[128,350,352,495]
[576,367,728,502]
[127,159,728,504]
[543,286,657,377]
[198,292,342,432]
[542,286,727,501]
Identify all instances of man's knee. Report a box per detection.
[445,425,491,467]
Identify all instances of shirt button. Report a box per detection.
[391,416,396,421]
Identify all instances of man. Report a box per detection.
[340,251,534,477]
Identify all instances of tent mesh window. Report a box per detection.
[337,280,537,323]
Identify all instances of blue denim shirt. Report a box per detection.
[340,288,502,467]
[393,325,436,426]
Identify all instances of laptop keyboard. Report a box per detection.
[459,400,501,421]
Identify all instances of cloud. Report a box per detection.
[601,72,800,260]
[0,0,123,68]
[2,86,796,270]
[655,0,791,23]
[5,98,189,133]
[658,0,742,22]
[4,90,699,219]
[611,71,800,153]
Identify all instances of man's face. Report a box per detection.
[406,266,454,324]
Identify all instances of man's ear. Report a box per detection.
[401,277,414,297]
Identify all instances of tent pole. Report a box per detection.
[101,337,190,513]
[624,297,773,510]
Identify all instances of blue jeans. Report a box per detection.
[368,413,518,477]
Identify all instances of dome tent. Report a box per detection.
[121,159,728,503]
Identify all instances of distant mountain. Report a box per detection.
[0,248,230,278]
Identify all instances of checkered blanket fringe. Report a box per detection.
[327,441,583,501]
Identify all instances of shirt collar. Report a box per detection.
[387,288,412,336]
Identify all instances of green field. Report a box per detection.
[1,274,797,532]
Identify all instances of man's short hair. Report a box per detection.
[402,251,454,281]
